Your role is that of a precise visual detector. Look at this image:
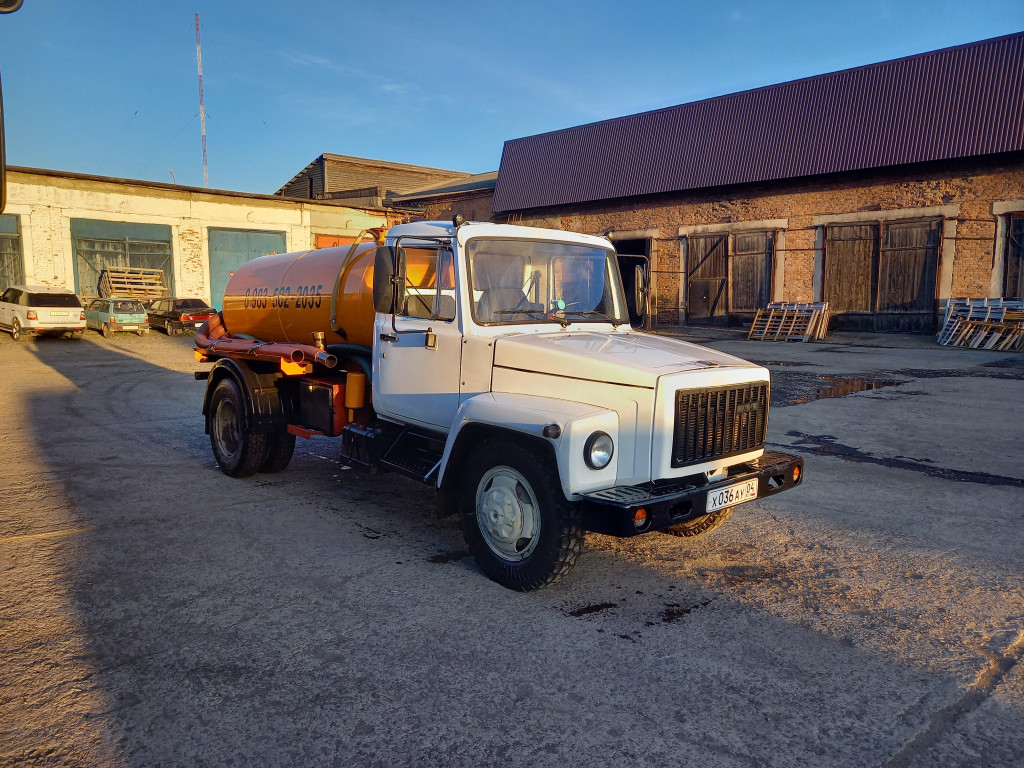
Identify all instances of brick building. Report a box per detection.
[406,33,1024,332]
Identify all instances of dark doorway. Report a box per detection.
[613,238,650,328]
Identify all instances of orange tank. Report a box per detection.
[221,241,378,348]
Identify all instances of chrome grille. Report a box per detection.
[672,383,768,467]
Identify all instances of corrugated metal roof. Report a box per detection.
[492,33,1024,213]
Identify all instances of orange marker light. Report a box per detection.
[633,508,648,530]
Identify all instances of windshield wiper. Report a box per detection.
[493,309,569,327]
[561,310,624,327]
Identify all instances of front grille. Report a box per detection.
[672,383,768,467]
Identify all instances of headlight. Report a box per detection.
[584,431,614,470]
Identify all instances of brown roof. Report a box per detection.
[492,32,1024,213]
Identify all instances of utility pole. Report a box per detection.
[195,13,209,188]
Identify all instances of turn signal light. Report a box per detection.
[792,466,801,483]
[633,508,648,530]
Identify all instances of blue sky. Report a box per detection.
[1,1,1021,195]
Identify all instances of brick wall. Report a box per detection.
[499,154,1024,326]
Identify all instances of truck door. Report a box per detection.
[373,247,462,430]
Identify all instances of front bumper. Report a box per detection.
[579,450,803,537]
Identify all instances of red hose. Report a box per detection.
[196,313,337,368]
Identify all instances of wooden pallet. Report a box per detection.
[99,267,166,299]
[748,302,830,342]
[938,298,1024,348]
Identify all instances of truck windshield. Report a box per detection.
[467,238,627,326]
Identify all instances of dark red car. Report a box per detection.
[146,297,217,336]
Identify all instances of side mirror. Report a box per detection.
[372,245,406,314]
[634,263,649,317]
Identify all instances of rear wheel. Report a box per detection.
[662,506,734,538]
[460,438,583,591]
[259,430,296,473]
[11,319,21,340]
[100,323,111,338]
[209,378,269,477]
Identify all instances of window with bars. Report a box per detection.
[0,214,24,289]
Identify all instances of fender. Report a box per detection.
[202,357,296,434]
[436,392,619,499]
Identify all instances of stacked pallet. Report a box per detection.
[99,267,166,299]
[748,302,830,342]
[938,298,1024,351]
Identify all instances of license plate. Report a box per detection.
[707,479,758,512]
[122,325,138,330]
[50,311,68,316]
[193,322,203,328]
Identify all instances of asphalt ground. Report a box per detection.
[0,327,1022,767]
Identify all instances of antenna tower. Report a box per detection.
[195,13,209,188]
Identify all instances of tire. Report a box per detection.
[101,323,111,338]
[662,506,734,538]
[258,430,296,473]
[459,438,583,591]
[209,377,269,477]
[11,319,21,341]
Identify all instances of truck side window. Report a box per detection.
[399,247,455,321]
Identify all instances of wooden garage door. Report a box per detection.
[1005,214,1024,298]
[730,231,774,315]
[208,229,287,310]
[824,219,940,331]
[824,223,877,314]
[686,234,727,324]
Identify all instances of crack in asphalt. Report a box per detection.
[780,432,1024,488]
[883,630,1024,768]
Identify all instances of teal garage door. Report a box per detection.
[71,219,173,299]
[208,229,287,310]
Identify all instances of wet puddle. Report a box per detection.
[790,376,902,404]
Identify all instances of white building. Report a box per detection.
[0,167,400,307]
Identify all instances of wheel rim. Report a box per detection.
[475,466,541,562]
[12,321,20,339]
[213,397,242,461]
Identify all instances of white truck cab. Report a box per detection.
[360,220,802,589]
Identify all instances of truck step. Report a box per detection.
[380,429,445,482]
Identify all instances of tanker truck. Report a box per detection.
[194,218,803,591]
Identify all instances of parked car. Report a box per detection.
[0,285,86,339]
[84,297,150,337]
[147,297,217,335]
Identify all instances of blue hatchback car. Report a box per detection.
[84,297,150,337]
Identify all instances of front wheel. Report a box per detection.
[662,506,734,538]
[460,438,583,591]
[209,378,269,477]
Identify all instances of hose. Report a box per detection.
[196,313,338,368]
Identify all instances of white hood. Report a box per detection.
[492,331,758,388]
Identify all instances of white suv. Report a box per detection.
[0,285,86,340]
